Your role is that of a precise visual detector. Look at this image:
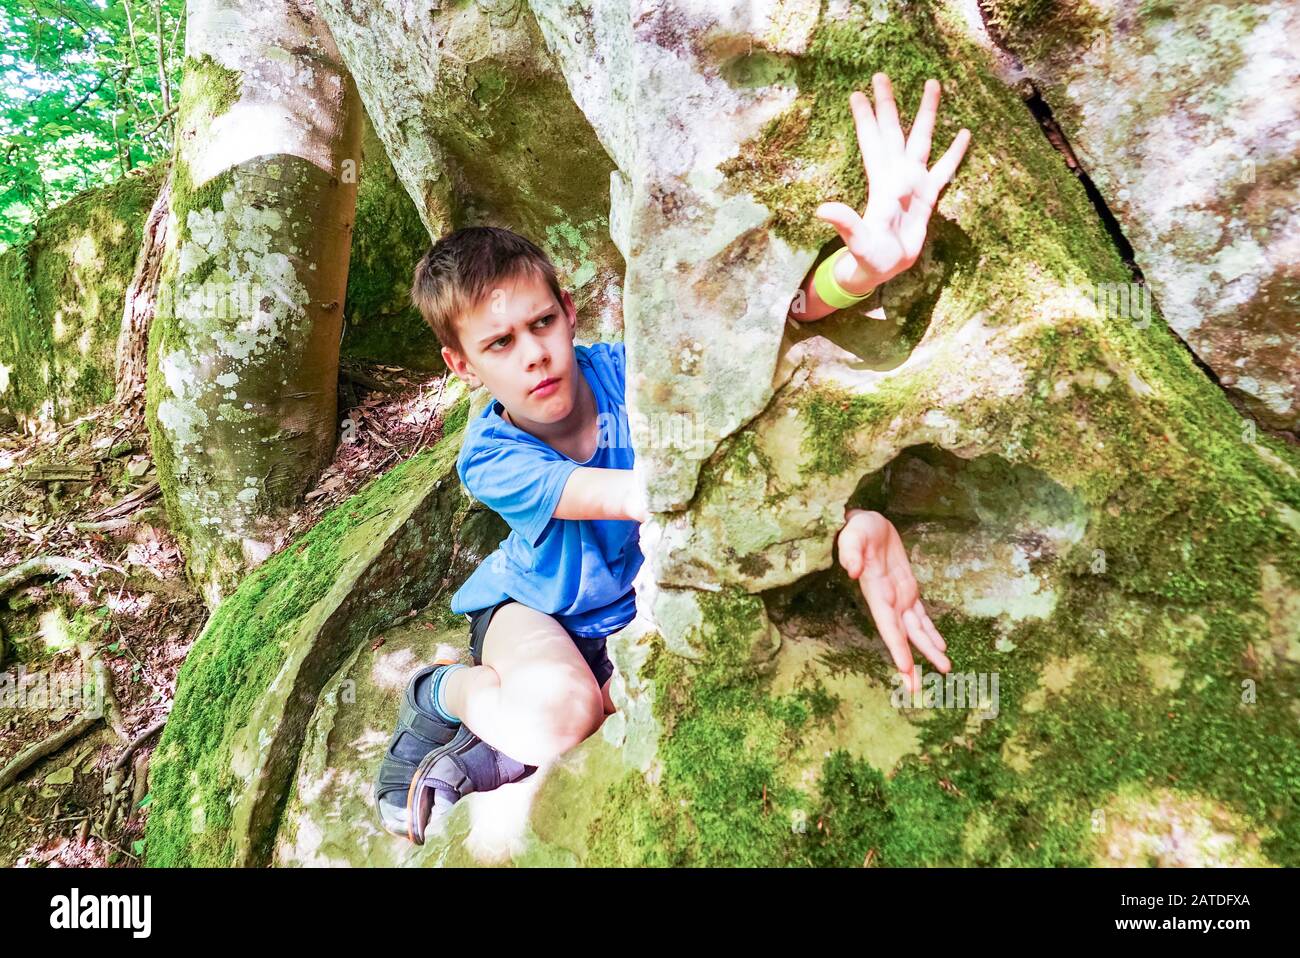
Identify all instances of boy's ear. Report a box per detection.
[441,345,481,389]
[559,288,578,335]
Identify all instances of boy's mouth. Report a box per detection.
[530,376,560,396]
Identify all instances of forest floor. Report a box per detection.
[0,361,451,867]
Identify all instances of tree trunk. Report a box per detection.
[115,164,173,415]
[146,0,363,607]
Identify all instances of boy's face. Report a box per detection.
[441,269,581,426]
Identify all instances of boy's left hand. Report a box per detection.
[817,73,971,291]
[837,508,950,695]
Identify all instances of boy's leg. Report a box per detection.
[439,602,606,766]
[600,675,616,716]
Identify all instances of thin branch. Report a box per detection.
[111,718,166,773]
[154,0,170,115]
[55,65,131,121]
[139,105,177,138]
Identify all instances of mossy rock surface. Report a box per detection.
[0,164,167,424]
[341,112,445,372]
[978,0,1300,433]
[149,0,1300,867]
[315,0,628,347]
[145,398,485,866]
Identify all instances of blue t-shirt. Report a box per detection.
[449,341,642,637]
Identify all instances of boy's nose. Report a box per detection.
[523,338,549,368]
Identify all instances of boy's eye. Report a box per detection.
[488,315,553,350]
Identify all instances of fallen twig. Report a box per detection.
[340,365,400,394]
[85,479,159,521]
[111,718,166,773]
[23,463,98,483]
[69,517,132,533]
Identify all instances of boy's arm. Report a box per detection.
[553,466,649,523]
[788,73,970,324]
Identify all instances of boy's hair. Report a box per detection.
[410,226,565,356]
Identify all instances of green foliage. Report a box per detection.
[0,0,185,250]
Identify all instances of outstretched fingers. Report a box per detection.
[849,89,885,187]
[903,606,949,672]
[870,73,906,155]
[917,127,972,209]
[905,78,941,167]
[916,601,946,652]
[879,609,920,694]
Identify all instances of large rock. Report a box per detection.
[314,0,628,344]
[0,164,167,426]
[974,0,1300,433]
[272,612,648,867]
[152,0,1300,867]
[340,111,447,372]
[145,385,483,866]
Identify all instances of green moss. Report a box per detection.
[796,380,914,480]
[706,426,771,484]
[341,119,443,371]
[1009,315,1300,604]
[168,163,237,248]
[584,0,1300,868]
[0,242,49,418]
[143,280,187,556]
[174,54,242,142]
[717,0,1124,349]
[164,56,244,250]
[719,50,800,90]
[190,255,219,288]
[586,547,1299,866]
[587,590,835,865]
[144,419,468,867]
[0,163,168,422]
[441,395,470,437]
[977,1,1109,64]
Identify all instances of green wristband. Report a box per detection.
[813,248,873,309]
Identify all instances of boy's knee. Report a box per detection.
[524,669,604,751]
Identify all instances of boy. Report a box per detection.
[375,73,969,844]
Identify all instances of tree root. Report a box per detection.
[77,640,128,743]
[101,719,165,843]
[112,718,165,773]
[0,556,97,594]
[0,714,101,790]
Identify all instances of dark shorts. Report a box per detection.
[465,598,616,689]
